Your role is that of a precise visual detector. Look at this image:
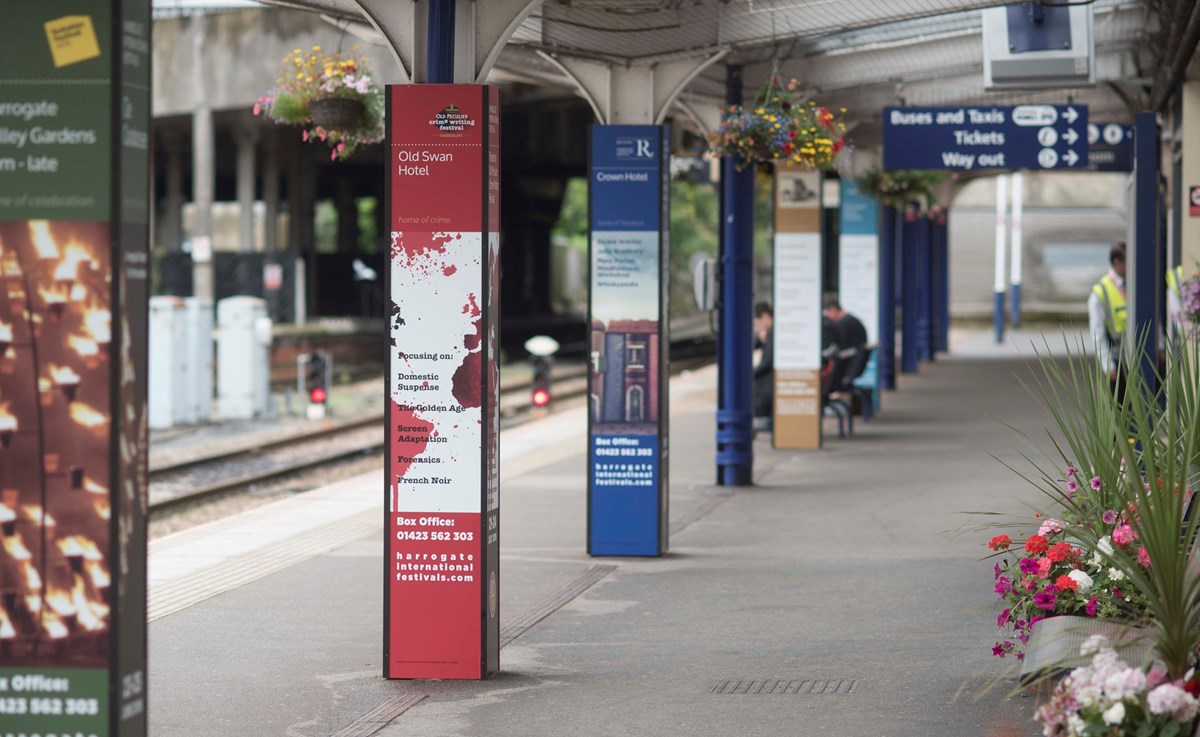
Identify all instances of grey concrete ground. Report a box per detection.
[149,332,1071,737]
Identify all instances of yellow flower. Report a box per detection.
[755,107,765,115]
[306,76,313,82]
[313,45,321,51]
[297,72,303,79]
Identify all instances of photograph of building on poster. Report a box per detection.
[0,220,112,667]
[589,231,659,436]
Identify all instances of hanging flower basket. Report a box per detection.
[255,45,384,161]
[856,166,948,211]
[707,75,848,172]
[310,97,365,129]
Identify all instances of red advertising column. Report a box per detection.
[384,85,500,680]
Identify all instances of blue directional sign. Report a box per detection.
[883,104,1089,171]
[1087,122,1133,172]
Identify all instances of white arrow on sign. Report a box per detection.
[1063,106,1080,124]
[1063,150,1080,166]
[1063,128,1079,145]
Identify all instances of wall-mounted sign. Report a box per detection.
[1190,186,1200,217]
[385,84,500,680]
[588,124,669,557]
[0,2,151,736]
[1087,122,1133,172]
[883,105,1089,171]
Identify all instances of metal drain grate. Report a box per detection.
[711,679,857,695]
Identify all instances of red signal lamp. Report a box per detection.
[310,387,328,405]
[531,388,550,407]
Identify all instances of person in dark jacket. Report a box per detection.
[753,301,774,420]
[822,294,867,351]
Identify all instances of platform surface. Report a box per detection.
[148,328,1078,737]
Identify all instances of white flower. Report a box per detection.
[1108,567,1125,582]
[1097,536,1115,556]
[1103,668,1146,701]
[1067,714,1086,736]
[1102,701,1125,725]
[1067,569,1093,595]
[1147,684,1195,718]
[1081,635,1111,657]
[1076,685,1101,707]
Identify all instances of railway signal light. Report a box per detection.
[530,356,551,409]
[305,351,330,419]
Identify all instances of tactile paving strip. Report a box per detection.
[499,564,617,647]
[331,694,427,737]
[711,679,858,695]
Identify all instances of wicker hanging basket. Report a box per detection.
[310,98,365,129]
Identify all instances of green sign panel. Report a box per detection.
[0,2,150,736]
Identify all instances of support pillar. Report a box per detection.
[161,129,185,252]
[1009,171,1024,327]
[926,215,939,361]
[879,205,898,389]
[915,215,932,363]
[992,174,1009,344]
[901,207,920,374]
[1132,112,1161,393]
[716,65,754,486]
[234,123,258,252]
[262,138,280,251]
[1182,82,1200,269]
[936,211,951,353]
[191,15,214,301]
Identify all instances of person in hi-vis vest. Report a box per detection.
[1167,263,1186,337]
[1088,243,1126,385]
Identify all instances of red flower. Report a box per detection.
[1055,574,1078,592]
[788,129,796,140]
[1186,678,1200,698]
[1024,535,1049,555]
[1046,542,1072,563]
[988,535,1012,551]
[782,143,793,156]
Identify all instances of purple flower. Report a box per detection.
[1019,630,1031,644]
[1067,480,1078,495]
[1086,596,1098,616]
[1016,652,1025,661]
[997,608,1011,627]
[992,643,1006,658]
[995,576,1013,595]
[1067,465,1076,478]
[1090,476,1102,491]
[1025,580,1038,592]
[993,562,1002,580]
[1034,591,1057,610]
[1102,509,1117,525]
[1019,557,1039,574]
[1029,615,1045,627]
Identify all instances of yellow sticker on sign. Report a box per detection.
[44,15,101,68]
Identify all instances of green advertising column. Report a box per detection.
[0,2,150,736]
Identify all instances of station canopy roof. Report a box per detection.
[157,0,1177,146]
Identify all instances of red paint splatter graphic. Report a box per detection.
[442,265,457,276]
[452,308,483,409]
[391,400,434,481]
[391,232,451,264]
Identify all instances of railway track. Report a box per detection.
[149,348,714,514]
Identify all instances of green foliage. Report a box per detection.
[268,91,309,125]
[856,167,947,210]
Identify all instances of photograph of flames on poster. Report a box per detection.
[0,219,112,667]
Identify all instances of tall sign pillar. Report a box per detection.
[839,180,881,412]
[0,2,151,735]
[385,85,501,679]
[773,168,823,449]
[588,125,670,557]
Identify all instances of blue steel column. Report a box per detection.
[879,205,897,389]
[915,215,932,362]
[427,0,456,83]
[926,215,941,360]
[1133,112,1161,393]
[716,65,754,486]
[901,208,920,373]
[936,213,951,353]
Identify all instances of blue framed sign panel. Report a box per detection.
[587,125,670,557]
[838,180,882,413]
[883,104,1089,171]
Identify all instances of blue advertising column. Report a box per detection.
[588,125,670,557]
[879,205,898,390]
[900,207,921,373]
[1132,112,1160,393]
[839,180,882,412]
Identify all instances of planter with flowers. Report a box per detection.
[255,45,384,161]
[707,76,848,171]
[856,167,947,211]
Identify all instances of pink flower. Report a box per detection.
[1090,476,1102,491]
[1019,557,1039,574]
[1036,557,1053,579]
[995,577,1013,595]
[1038,518,1064,537]
[1113,525,1137,546]
[997,608,1011,627]
[1034,591,1057,611]
[1086,596,1098,616]
[253,102,261,116]
[1067,480,1078,495]
[302,130,309,141]
[1102,509,1117,525]
[1138,547,1152,567]
[1067,465,1076,478]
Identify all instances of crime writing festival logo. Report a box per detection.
[428,104,477,138]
